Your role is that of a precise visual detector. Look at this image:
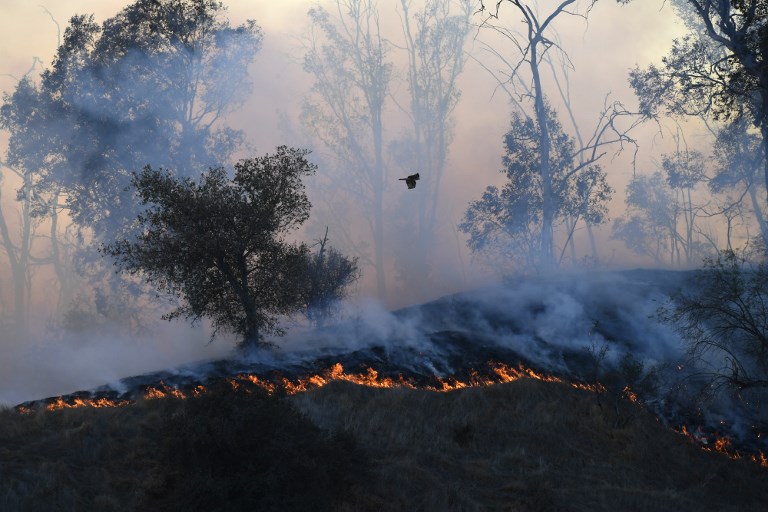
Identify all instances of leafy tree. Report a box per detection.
[710,118,768,239]
[0,47,68,337]
[612,158,712,266]
[0,0,262,331]
[613,172,681,265]
[103,147,358,349]
[2,0,261,243]
[629,0,768,235]
[460,107,612,273]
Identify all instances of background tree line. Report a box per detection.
[1,0,768,357]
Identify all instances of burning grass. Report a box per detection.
[22,361,603,412]
[2,370,768,511]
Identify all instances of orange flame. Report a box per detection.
[32,361,608,412]
[20,360,767,468]
[144,381,186,400]
[622,385,639,403]
[751,451,768,468]
[44,396,132,411]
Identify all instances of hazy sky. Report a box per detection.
[0,0,691,297]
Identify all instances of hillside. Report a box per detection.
[4,269,768,510]
[2,376,767,512]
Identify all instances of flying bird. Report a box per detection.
[399,173,420,190]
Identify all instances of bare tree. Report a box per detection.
[390,0,472,291]
[473,0,640,269]
[303,0,391,300]
[465,0,640,269]
[661,249,768,394]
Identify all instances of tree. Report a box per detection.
[612,172,684,265]
[661,249,768,394]
[302,0,391,299]
[390,0,472,292]
[0,0,262,330]
[302,227,360,328]
[460,107,612,272]
[3,0,262,243]
[629,0,768,236]
[709,118,767,240]
[473,0,639,269]
[0,55,76,338]
[103,147,358,349]
[612,149,713,267]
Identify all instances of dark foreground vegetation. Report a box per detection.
[2,378,767,511]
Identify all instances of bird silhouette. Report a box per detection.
[399,172,420,189]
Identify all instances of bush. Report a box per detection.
[661,250,768,394]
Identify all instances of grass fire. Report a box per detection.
[2,362,768,512]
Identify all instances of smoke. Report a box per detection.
[270,269,685,376]
[0,320,235,406]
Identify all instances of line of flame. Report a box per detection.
[676,425,768,468]
[18,360,766,468]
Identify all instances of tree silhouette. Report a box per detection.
[630,0,768,238]
[0,0,262,330]
[473,0,638,269]
[104,147,358,349]
[461,107,612,272]
[391,0,472,292]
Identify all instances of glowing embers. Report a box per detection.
[676,424,768,468]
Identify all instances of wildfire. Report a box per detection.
[276,363,417,394]
[622,385,639,403]
[43,396,132,411]
[26,361,593,413]
[677,425,768,468]
[14,360,766,468]
[144,381,186,400]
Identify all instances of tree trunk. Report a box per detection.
[762,122,768,245]
[748,183,768,242]
[373,104,387,301]
[0,186,29,339]
[530,39,555,270]
[49,190,73,317]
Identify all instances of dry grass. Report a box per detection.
[1,378,766,511]
[0,398,170,511]
[0,382,361,512]
[292,379,768,512]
